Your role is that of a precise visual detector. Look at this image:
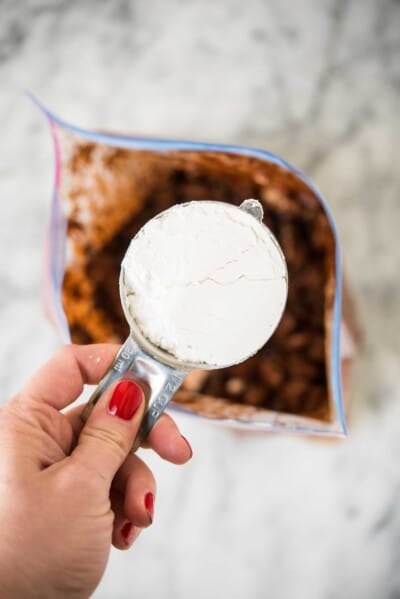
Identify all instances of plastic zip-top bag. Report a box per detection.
[37,99,358,438]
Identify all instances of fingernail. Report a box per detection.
[121,521,134,543]
[108,380,143,420]
[181,435,193,459]
[144,492,154,523]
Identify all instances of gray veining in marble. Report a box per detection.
[1,0,400,598]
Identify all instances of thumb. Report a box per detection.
[71,379,145,487]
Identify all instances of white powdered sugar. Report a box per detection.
[121,201,287,367]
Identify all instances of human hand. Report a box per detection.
[0,344,192,599]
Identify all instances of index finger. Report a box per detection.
[20,344,120,410]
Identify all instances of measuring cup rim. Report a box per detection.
[118,200,288,371]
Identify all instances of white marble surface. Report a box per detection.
[1,1,400,597]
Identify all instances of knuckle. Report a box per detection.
[55,344,75,365]
[9,393,53,429]
[61,459,107,492]
[3,393,35,427]
[81,424,128,460]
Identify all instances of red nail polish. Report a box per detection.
[145,492,154,522]
[181,435,193,458]
[121,521,133,542]
[108,381,143,420]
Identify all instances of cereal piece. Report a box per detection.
[245,385,266,406]
[225,377,247,396]
[182,370,209,392]
[258,359,284,388]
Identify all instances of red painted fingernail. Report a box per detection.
[108,381,143,420]
[145,492,154,523]
[181,435,193,458]
[121,521,133,543]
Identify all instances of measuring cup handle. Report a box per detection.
[80,338,139,421]
[80,337,187,452]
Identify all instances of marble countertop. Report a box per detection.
[1,1,400,597]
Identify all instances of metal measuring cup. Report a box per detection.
[81,199,288,451]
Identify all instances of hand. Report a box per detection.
[0,344,192,599]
